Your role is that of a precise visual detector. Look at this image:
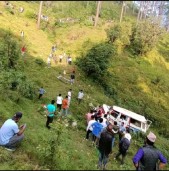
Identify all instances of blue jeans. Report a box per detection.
[98,151,108,167]
[62,108,68,116]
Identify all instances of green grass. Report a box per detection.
[0,1,169,170]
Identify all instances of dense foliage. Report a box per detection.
[76,43,114,80]
[106,22,132,54]
[0,30,36,100]
[130,20,163,55]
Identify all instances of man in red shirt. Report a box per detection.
[61,96,68,117]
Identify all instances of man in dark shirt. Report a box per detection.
[70,71,75,85]
[97,120,116,170]
[133,132,167,170]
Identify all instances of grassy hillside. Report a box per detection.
[0,1,168,170]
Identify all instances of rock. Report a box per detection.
[72,121,77,127]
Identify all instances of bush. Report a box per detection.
[25,10,36,19]
[76,42,115,80]
[34,58,45,66]
[130,20,163,55]
[106,22,132,54]
[0,31,21,69]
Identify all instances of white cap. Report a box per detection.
[125,133,131,141]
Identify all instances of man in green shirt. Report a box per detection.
[46,100,56,129]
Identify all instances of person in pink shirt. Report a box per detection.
[85,109,94,125]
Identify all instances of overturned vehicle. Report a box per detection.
[102,104,152,133]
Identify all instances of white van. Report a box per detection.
[102,104,152,133]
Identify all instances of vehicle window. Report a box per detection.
[142,123,145,130]
[130,118,141,127]
[120,114,127,120]
[111,110,119,118]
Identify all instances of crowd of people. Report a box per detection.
[85,107,167,170]
[38,87,84,130]
[0,37,167,170]
[47,44,73,68]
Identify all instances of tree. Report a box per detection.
[76,43,114,80]
[137,1,143,25]
[37,1,43,29]
[120,1,125,23]
[0,31,20,69]
[130,20,163,55]
[106,22,132,54]
[94,1,102,27]
[158,1,165,25]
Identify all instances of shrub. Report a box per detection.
[25,10,36,19]
[0,31,21,69]
[106,22,132,54]
[130,20,163,55]
[34,58,45,66]
[76,42,115,80]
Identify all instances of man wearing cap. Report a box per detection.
[133,131,167,170]
[97,120,116,170]
[0,112,26,151]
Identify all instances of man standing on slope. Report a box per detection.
[56,94,63,112]
[0,112,26,151]
[77,90,84,104]
[97,120,116,170]
[133,131,167,170]
[61,96,69,117]
[46,100,56,129]
[38,86,46,99]
[68,89,72,107]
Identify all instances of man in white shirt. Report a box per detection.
[77,90,84,104]
[68,89,72,107]
[56,94,63,112]
[85,115,96,140]
[0,112,26,151]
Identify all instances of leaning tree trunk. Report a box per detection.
[37,1,43,29]
[94,1,102,27]
[158,1,165,25]
[120,1,125,23]
[143,1,148,19]
[137,1,143,25]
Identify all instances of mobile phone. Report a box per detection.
[23,123,27,129]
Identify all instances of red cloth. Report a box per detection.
[21,47,26,52]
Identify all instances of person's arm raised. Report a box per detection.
[17,124,26,136]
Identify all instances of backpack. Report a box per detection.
[121,138,130,151]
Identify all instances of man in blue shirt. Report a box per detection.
[132,132,167,170]
[38,86,46,99]
[91,118,103,144]
[46,100,56,129]
[0,112,26,151]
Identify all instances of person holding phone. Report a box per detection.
[0,112,26,151]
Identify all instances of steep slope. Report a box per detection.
[0,1,168,170]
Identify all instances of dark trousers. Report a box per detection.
[115,150,127,165]
[57,104,62,112]
[86,130,92,139]
[46,116,53,129]
[38,94,43,99]
[92,135,97,142]
[78,98,82,104]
